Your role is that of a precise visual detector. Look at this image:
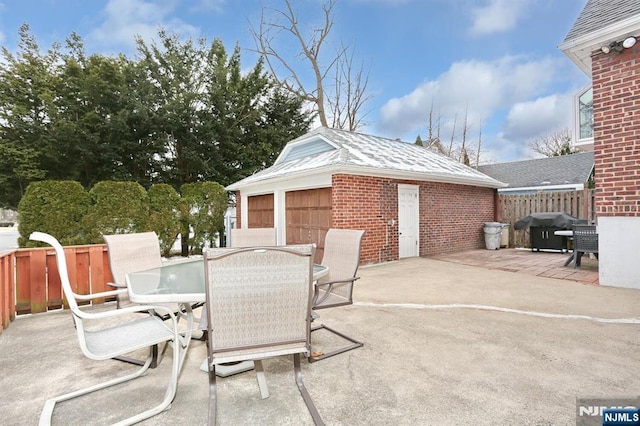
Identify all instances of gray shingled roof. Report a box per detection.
[477,152,594,190]
[227,127,505,191]
[563,0,640,43]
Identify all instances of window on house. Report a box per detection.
[574,85,593,144]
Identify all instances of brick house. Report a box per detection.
[226,126,505,264]
[559,0,640,288]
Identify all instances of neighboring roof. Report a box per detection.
[559,0,640,75]
[477,152,594,192]
[227,127,506,191]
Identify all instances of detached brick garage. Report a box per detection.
[227,127,505,265]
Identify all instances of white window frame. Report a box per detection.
[573,84,594,148]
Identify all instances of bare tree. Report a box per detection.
[249,0,372,131]
[447,113,457,156]
[475,122,482,168]
[459,106,469,164]
[419,104,488,166]
[529,128,578,157]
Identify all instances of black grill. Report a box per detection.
[514,212,581,252]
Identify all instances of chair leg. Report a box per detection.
[309,323,363,363]
[294,353,325,426]
[208,363,218,426]
[574,251,582,268]
[40,342,181,426]
[112,343,159,368]
[254,360,270,399]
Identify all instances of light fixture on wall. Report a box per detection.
[622,36,637,49]
[601,36,638,54]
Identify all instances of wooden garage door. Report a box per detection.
[247,194,274,228]
[286,188,332,262]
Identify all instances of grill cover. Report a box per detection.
[514,212,578,230]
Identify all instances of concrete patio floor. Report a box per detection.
[1,251,637,425]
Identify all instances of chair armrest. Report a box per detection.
[315,276,360,289]
[74,288,128,301]
[106,281,126,289]
[313,276,360,306]
[76,302,177,322]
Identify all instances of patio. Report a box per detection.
[1,252,637,425]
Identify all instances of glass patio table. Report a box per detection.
[126,258,328,304]
[126,257,329,376]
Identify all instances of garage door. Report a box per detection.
[247,194,274,228]
[286,188,332,262]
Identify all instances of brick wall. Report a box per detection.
[331,174,397,264]
[591,42,640,217]
[420,182,495,255]
[234,192,242,227]
[332,174,496,263]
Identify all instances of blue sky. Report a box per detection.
[0,0,589,163]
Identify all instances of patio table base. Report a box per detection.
[199,359,255,377]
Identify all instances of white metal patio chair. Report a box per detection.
[197,227,277,348]
[103,232,164,310]
[310,228,365,363]
[228,227,277,247]
[30,232,192,426]
[203,244,324,426]
[104,231,200,367]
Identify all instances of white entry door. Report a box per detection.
[398,184,419,258]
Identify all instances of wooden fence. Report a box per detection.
[497,189,596,248]
[0,250,15,333]
[0,244,114,335]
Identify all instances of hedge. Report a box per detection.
[17,180,228,255]
[17,180,91,247]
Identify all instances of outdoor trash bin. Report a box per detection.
[500,223,509,248]
[484,222,502,250]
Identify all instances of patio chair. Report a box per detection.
[197,227,278,342]
[203,245,324,426]
[573,224,598,268]
[229,227,277,247]
[103,231,163,310]
[309,228,365,363]
[30,232,191,425]
[104,231,201,366]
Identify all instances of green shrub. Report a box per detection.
[147,184,181,256]
[180,182,228,255]
[17,180,91,247]
[81,181,149,243]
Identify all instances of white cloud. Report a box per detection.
[375,55,569,162]
[469,0,532,36]
[191,0,226,13]
[487,94,573,161]
[502,94,573,141]
[89,0,199,50]
[377,55,561,138]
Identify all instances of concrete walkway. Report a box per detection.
[1,254,637,425]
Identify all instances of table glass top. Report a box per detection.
[126,259,327,304]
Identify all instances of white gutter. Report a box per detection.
[226,163,506,192]
[497,183,585,193]
[558,15,640,76]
